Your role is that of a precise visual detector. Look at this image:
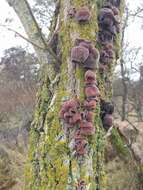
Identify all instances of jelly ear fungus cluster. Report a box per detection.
[98,2,120,74]
[59,70,100,158]
[98,1,121,129]
[60,5,101,189]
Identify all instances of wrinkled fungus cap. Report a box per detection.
[71,46,89,63]
[85,70,96,83]
[75,7,91,22]
[85,85,100,98]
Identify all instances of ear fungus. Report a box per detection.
[100,100,114,117]
[85,85,100,98]
[75,38,91,47]
[99,64,107,74]
[59,99,81,126]
[100,50,110,64]
[71,46,89,63]
[100,100,114,130]
[98,29,114,44]
[85,70,97,85]
[83,111,94,122]
[109,0,121,7]
[83,47,100,69]
[112,6,119,15]
[100,43,115,64]
[102,114,113,129]
[75,7,91,23]
[79,41,92,49]
[69,113,82,125]
[74,136,88,156]
[98,8,115,28]
[84,100,97,110]
[79,121,95,136]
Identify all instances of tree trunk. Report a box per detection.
[6,0,124,189]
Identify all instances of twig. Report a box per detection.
[0,24,61,64]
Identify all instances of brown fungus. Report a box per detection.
[100,100,114,115]
[82,111,94,122]
[99,64,108,74]
[100,50,110,64]
[112,6,119,15]
[98,29,114,44]
[68,112,82,125]
[74,137,88,156]
[75,7,91,23]
[85,70,96,84]
[85,85,100,98]
[84,100,97,110]
[102,114,113,130]
[75,38,91,47]
[98,8,115,28]
[83,48,99,70]
[59,99,81,126]
[79,121,95,136]
[71,46,89,63]
[100,46,114,64]
[109,0,121,7]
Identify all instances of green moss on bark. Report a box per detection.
[26,0,124,189]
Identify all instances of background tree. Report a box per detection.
[0,46,38,190]
[113,3,143,122]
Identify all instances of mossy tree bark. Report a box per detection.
[6,0,124,189]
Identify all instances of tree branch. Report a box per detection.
[6,0,60,81]
[0,24,47,51]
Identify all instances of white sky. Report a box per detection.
[0,0,143,62]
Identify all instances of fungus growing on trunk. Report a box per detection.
[109,0,121,7]
[79,121,95,136]
[69,113,82,125]
[84,100,97,110]
[71,46,89,63]
[85,70,96,85]
[74,137,88,156]
[83,50,99,69]
[112,6,119,15]
[100,50,110,64]
[84,111,94,122]
[100,100,114,115]
[98,8,115,28]
[102,114,113,130]
[100,46,114,64]
[85,85,100,98]
[98,29,114,44]
[59,99,81,126]
[99,64,108,74]
[75,7,91,23]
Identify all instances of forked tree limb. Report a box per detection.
[6,0,60,81]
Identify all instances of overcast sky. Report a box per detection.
[0,0,143,61]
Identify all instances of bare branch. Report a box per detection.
[6,0,60,81]
[0,24,46,51]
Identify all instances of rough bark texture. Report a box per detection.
[6,0,125,189]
